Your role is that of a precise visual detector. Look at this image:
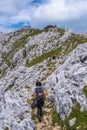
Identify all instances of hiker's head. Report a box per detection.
[36,80,42,87]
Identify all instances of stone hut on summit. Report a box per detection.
[44,25,57,31]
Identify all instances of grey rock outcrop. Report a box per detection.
[69,118,76,126]
[0,26,87,129]
[46,43,87,120]
[12,48,24,67]
[0,79,35,130]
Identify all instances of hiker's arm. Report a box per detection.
[33,93,36,99]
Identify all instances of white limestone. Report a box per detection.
[46,43,87,120]
[0,27,87,129]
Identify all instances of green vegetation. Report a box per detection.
[47,61,56,67]
[14,76,18,81]
[60,33,87,57]
[4,127,9,130]
[47,103,63,129]
[42,67,55,81]
[13,29,43,50]
[26,47,62,67]
[2,29,44,64]
[64,106,87,130]
[25,110,29,113]
[2,40,7,45]
[70,34,87,44]
[51,108,60,126]
[83,85,87,98]
[50,105,87,130]
[25,85,31,91]
[2,54,11,67]
[43,100,53,108]
[5,82,14,92]
[28,44,38,52]
[2,28,87,70]
[44,101,62,128]
[43,101,61,127]
[26,97,36,121]
[23,49,27,58]
[12,29,42,49]
[2,27,87,80]
[57,28,65,37]
[0,68,7,78]
[26,97,34,104]
[32,113,36,121]
[44,102,87,130]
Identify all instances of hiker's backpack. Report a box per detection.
[31,99,37,109]
[35,87,44,100]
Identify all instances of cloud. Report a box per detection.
[30,0,87,26]
[29,0,87,32]
[0,0,31,16]
[0,0,87,32]
[0,0,32,31]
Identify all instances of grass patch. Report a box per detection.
[57,28,65,37]
[44,103,87,130]
[28,44,38,52]
[13,29,43,51]
[0,69,7,78]
[5,82,14,92]
[4,127,9,130]
[26,97,34,104]
[47,61,56,67]
[64,106,87,130]
[2,53,11,67]
[32,113,36,121]
[83,85,87,98]
[2,29,44,63]
[26,47,62,67]
[61,33,87,56]
[25,85,31,91]
[42,67,55,81]
[2,29,87,70]
[43,101,61,127]
[25,110,29,113]
[23,49,27,58]
[51,107,61,126]
[43,100,53,108]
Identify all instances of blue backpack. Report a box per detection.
[31,87,45,109]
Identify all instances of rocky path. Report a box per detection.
[32,100,61,130]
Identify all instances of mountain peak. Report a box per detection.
[0,27,87,129]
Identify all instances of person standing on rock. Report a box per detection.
[34,80,46,122]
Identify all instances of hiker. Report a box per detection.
[52,54,57,60]
[34,80,46,122]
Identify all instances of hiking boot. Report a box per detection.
[38,116,42,122]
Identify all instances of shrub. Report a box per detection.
[83,85,87,98]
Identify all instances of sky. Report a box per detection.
[0,0,87,33]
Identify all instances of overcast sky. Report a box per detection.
[0,0,87,33]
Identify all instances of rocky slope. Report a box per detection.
[46,43,87,120]
[0,26,87,130]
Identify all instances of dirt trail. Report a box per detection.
[32,101,61,130]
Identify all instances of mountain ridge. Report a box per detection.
[0,26,87,130]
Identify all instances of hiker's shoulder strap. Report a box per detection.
[35,86,43,93]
